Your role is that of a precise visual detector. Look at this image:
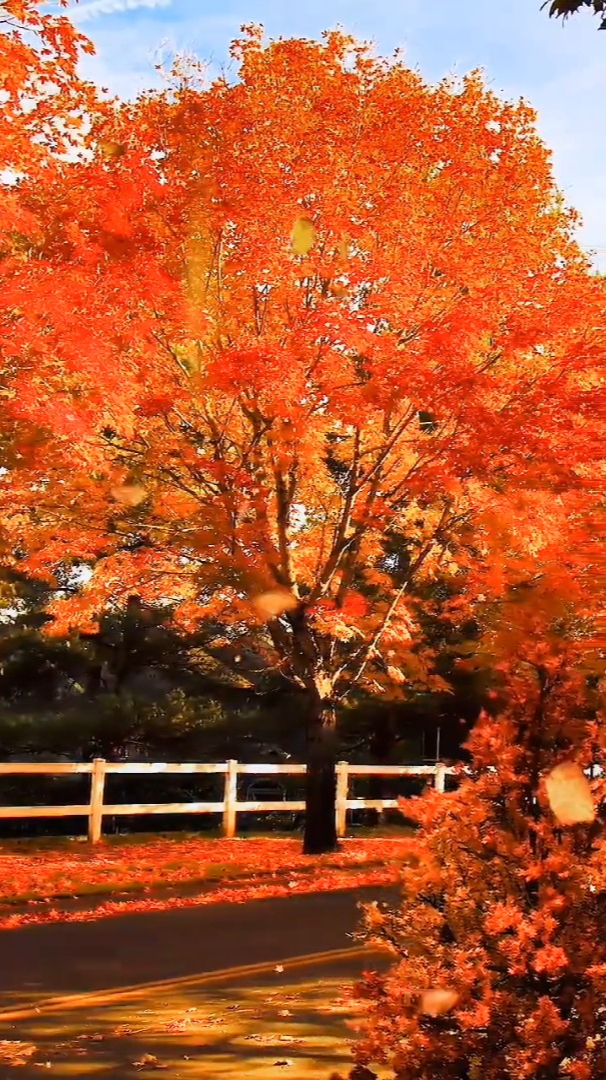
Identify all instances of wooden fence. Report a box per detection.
[0,759,454,843]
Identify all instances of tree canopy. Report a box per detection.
[1,22,605,851]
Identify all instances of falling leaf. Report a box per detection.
[420,989,459,1016]
[252,589,298,621]
[273,1061,293,1068]
[275,964,285,973]
[278,1009,293,1017]
[545,761,595,826]
[111,484,147,507]
[387,665,407,685]
[99,141,126,159]
[291,216,316,256]
[330,282,347,298]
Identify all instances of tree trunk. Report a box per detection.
[303,691,339,855]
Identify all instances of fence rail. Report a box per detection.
[0,759,454,843]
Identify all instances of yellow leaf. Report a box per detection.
[544,761,595,826]
[420,988,459,1016]
[291,216,316,256]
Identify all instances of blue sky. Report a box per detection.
[63,0,606,269]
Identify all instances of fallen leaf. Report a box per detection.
[132,1053,168,1070]
[164,1019,192,1033]
[544,761,595,826]
[0,1041,37,1066]
[0,837,407,930]
[420,989,459,1016]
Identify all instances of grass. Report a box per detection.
[0,827,415,927]
[0,822,409,854]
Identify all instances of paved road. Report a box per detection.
[0,885,400,1016]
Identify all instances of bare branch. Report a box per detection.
[334,502,454,696]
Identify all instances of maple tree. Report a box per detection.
[338,571,606,1080]
[0,0,99,245]
[0,0,103,582]
[1,25,606,854]
[0,0,97,163]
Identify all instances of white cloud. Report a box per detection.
[68,0,171,23]
[74,9,242,101]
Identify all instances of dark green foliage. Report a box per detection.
[543,0,606,28]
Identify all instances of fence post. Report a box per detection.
[335,760,349,838]
[89,758,106,844]
[223,759,238,838]
[434,762,446,794]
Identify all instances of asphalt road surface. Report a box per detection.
[0,885,400,1016]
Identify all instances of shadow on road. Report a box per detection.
[0,949,394,1079]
